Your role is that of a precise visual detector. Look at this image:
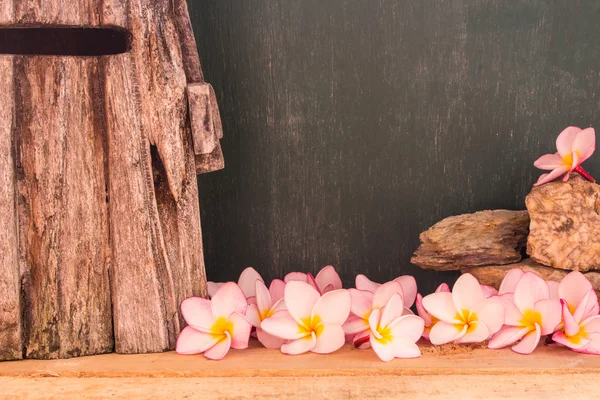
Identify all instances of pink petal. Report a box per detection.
[312,323,346,354]
[284,272,308,283]
[416,293,432,326]
[559,271,593,311]
[552,330,591,350]
[574,290,600,322]
[388,314,425,343]
[212,282,248,319]
[355,274,380,292]
[380,293,404,328]
[245,303,262,328]
[370,333,396,362]
[181,297,215,331]
[255,280,272,317]
[562,151,579,181]
[269,279,286,304]
[237,267,264,298]
[321,284,335,293]
[480,285,499,298]
[452,273,484,313]
[512,325,541,354]
[246,296,257,306]
[307,273,320,292]
[228,312,252,350]
[203,333,232,360]
[547,280,560,300]
[455,321,490,344]
[473,299,505,336]
[372,281,404,309]
[353,331,371,349]
[285,280,320,325]
[556,126,581,157]
[343,315,369,335]
[501,298,525,326]
[281,335,316,355]
[371,335,421,361]
[533,153,564,170]
[315,265,343,291]
[422,292,461,324]
[534,166,569,186]
[435,283,451,293]
[575,332,600,354]
[207,282,224,298]
[533,298,561,335]
[499,268,524,295]
[582,315,600,333]
[312,289,351,325]
[394,275,417,308]
[261,311,307,340]
[256,327,285,349]
[488,326,529,349]
[429,321,467,345]
[561,299,580,337]
[368,308,382,335]
[271,298,287,313]
[176,326,220,355]
[349,289,374,318]
[514,272,549,313]
[572,127,595,163]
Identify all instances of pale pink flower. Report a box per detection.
[480,285,499,298]
[355,274,418,310]
[422,274,504,345]
[534,126,595,186]
[416,283,450,341]
[343,281,407,348]
[552,272,600,354]
[245,280,287,348]
[284,265,343,295]
[176,282,251,360]
[207,267,263,302]
[488,273,561,354]
[261,281,351,355]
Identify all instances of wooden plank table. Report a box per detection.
[0,341,598,399]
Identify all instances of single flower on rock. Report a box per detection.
[552,272,600,354]
[422,274,504,345]
[355,274,418,312]
[534,126,596,186]
[284,265,343,295]
[246,279,287,348]
[261,280,351,355]
[488,272,561,354]
[416,283,450,341]
[176,282,252,360]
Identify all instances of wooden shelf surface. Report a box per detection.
[1,341,599,399]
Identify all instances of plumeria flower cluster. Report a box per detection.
[177,265,600,360]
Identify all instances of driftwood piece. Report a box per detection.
[103,0,207,354]
[526,175,600,272]
[411,210,530,271]
[0,56,21,361]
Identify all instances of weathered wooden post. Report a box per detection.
[0,0,223,360]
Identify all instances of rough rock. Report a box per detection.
[411,210,530,271]
[464,259,600,293]
[526,175,600,272]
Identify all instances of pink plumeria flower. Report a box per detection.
[422,274,504,345]
[344,281,407,348]
[246,279,287,348]
[552,272,600,354]
[355,274,418,311]
[488,272,561,354]
[284,265,343,295]
[367,293,424,361]
[416,283,450,341]
[261,281,351,355]
[176,282,251,360]
[207,267,263,302]
[534,126,596,186]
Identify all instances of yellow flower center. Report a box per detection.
[299,315,325,339]
[260,307,276,321]
[566,325,589,345]
[562,151,580,168]
[454,309,478,333]
[519,309,542,331]
[210,316,234,340]
[425,315,440,334]
[373,324,393,344]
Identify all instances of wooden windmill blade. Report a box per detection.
[0,0,224,359]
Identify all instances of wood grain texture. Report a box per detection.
[14,56,113,359]
[0,344,599,399]
[0,56,21,361]
[102,0,207,354]
[190,0,600,293]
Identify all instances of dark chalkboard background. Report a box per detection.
[188,0,600,294]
